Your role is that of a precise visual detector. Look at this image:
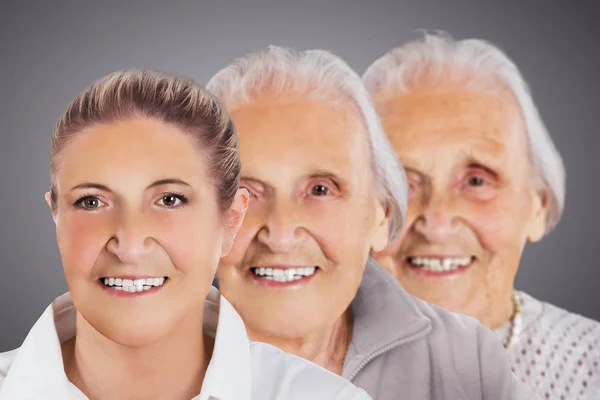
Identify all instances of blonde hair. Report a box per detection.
[50,69,240,212]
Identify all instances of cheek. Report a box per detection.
[305,199,374,265]
[57,213,110,277]
[156,210,223,274]
[463,195,530,254]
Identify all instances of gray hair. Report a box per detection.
[207,46,407,241]
[363,32,566,234]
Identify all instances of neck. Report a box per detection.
[483,289,515,330]
[249,309,353,375]
[62,308,212,400]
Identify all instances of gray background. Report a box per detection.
[1,0,598,351]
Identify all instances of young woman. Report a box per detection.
[0,69,371,400]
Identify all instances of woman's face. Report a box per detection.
[217,96,389,339]
[372,87,547,328]
[48,118,246,347]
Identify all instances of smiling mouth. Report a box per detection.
[406,256,475,272]
[99,277,168,293]
[250,267,319,282]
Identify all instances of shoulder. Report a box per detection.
[531,295,600,368]
[538,295,600,334]
[408,295,506,365]
[408,296,542,396]
[0,348,19,388]
[411,295,517,363]
[524,293,600,356]
[408,292,484,338]
[249,341,371,400]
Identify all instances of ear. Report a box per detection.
[370,199,391,253]
[526,189,548,243]
[221,188,250,256]
[44,192,58,224]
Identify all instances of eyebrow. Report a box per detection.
[464,157,500,178]
[69,178,192,192]
[308,170,340,180]
[308,171,344,189]
[402,155,500,181]
[241,170,345,191]
[403,166,425,178]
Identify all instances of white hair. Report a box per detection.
[363,32,566,234]
[207,45,407,241]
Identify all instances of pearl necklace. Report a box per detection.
[504,291,523,352]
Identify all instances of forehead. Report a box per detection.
[375,88,528,164]
[230,96,371,180]
[55,118,209,187]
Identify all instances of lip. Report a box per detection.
[248,264,310,270]
[99,275,165,280]
[404,255,475,278]
[98,277,169,297]
[247,265,320,288]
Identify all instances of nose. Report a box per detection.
[412,189,461,243]
[106,208,157,264]
[256,198,307,254]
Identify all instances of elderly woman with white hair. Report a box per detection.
[207,46,541,399]
[363,33,600,400]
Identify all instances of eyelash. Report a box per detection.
[157,191,189,209]
[72,191,190,211]
[469,176,485,184]
[309,182,335,197]
[464,173,490,188]
[73,192,102,211]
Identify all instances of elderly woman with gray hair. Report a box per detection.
[363,33,600,400]
[207,46,541,399]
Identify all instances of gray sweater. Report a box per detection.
[342,258,542,399]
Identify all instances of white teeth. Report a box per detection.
[101,276,167,291]
[251,267,318,281]
[408,257,473,272]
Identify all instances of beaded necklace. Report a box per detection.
[504,291,523,352]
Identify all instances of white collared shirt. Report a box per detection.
[0,288,371,400]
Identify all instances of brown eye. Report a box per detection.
[158,195,179,207]
[468,176,485,187]
[311,185,329,196]
[74,196,104,210]
[165,196,178,206]
[156,193,188,208]
[83,198,100,209]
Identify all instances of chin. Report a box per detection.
[247,311,328,341]
[418,287,481,315]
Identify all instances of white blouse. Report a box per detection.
[0,288,371,400]
[494,291,600,400]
